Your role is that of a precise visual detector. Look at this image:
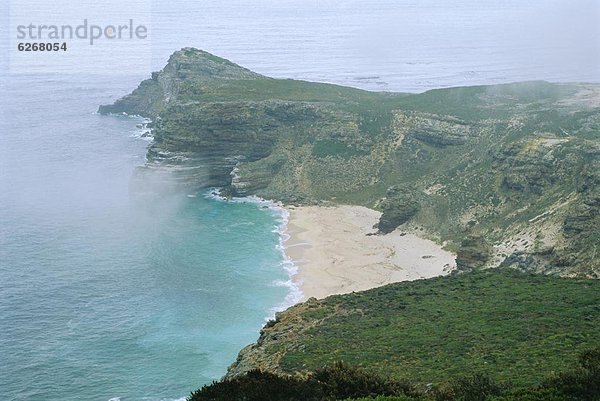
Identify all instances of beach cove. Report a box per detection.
[283,205,456,301]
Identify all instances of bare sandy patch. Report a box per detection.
[285,205,456,300]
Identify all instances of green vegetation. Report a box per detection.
[312,139,370,159]
[190,363,416,401]
[227,270,600,386]
[189,346,600,400]
[99,48,600,400]
[100,48,600,277]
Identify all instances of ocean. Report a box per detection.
[1,0,598,400]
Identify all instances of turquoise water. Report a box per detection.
[0,76,293,400]
[0,190,292,400]
[1,1,598,400]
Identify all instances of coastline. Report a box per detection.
[204,189,304,317]
[284,205,456,301]
[205,190,455,309]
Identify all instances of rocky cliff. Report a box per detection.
[100,48,600,277]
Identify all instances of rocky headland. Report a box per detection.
[100,48,600,279]
[100,48,600,398]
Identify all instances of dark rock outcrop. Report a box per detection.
[456,234,491,270]
[408,114,471,147]
[98,48,263,117]
[377,186,420,234]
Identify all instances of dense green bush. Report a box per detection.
[312,362,415,400]
[536,346,600,401]
[189,347,600,401]
[189,363,414,401]
[439,374,503,401]
[189,369,320,401]
[345,397,420,401]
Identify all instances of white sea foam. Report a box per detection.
[203,187,228,202]
[129,117,154,142]
[203,188,304,321]
[286,241,310,248]
[130,130,154,142]
[256,199,304,321]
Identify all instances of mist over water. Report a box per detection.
[1,0,599,400]
[0,75,290,400]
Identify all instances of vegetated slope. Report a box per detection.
[100,47,600,277]
[190,347,600,401]
[225,270,600,387]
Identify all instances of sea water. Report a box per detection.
[1,0,598,400]
[0,75,296,400]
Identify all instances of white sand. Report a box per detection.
[285,205,456,300]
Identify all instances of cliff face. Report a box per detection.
[98,48,263,117]
[99,48,600,277]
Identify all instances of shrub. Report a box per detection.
[313,362,414,400]
[448,374,503,401]
[538,345,600,401]
[188,369,321,401]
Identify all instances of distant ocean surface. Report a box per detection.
[1,0,598,400]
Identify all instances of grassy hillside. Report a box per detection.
[227,270,600,386]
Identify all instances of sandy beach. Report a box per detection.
[285,205,456,300]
